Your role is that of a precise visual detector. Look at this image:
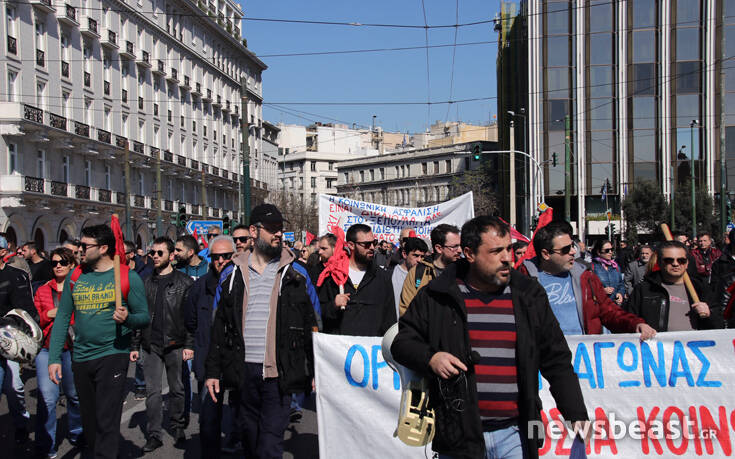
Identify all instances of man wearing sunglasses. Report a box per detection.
[131,237,194,451]
[319,223,397,336]
[626,240,723,331]
[231,224,253,253]
[198,226,223,263]
[519,221,656,339]
[392,216,589,459]
[205,204,319,459]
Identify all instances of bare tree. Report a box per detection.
[449,162,499,215]
[269,191,318,237]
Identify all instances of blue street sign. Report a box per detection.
[728,222,735,233]
[186,220,223,235]
[283,231,295,242]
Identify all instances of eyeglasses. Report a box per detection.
[80,243,99,252]
[354,240,378,249]
[662,257,688,265]
[211,252,233,261]
[601,248,614,254]
[51,259,70,267]
[149,250,166,257]
[442,244,462,251]
[549,243,574,255]
[234,236,251,243]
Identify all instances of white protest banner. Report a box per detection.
[317,192,474,243]
[313,332,427,459]
[313,330,735,458]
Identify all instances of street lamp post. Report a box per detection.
[691,120,698,238]
[508,109,529,232]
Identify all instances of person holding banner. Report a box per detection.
[520,221,656,339]
[48,224,149,459]
[319,223,397,336]
[626,240,723,331]
[392,216,588,459]
[204,204,318,459]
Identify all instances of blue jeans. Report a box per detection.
[0,357,29,429]
[134,357,145,390]
[183,359,192,422]
[35,349,82,455]
[439,425,526,459]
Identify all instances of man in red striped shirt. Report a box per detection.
[393,216,588,459]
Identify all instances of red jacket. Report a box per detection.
[691,247,722,277]
[519,259,644,334]
[34,279,74,350]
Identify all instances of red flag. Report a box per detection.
[514,207,553,269]
[316,226,349,288]
[305,231,316,246]
[110,214,127,266]
[498,217,530,243]
[192,228,202,247]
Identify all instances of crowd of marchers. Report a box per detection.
[0,207,732,459]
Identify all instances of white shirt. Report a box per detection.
[348,266,366,290]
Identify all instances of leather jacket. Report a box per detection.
[134,269,194,352]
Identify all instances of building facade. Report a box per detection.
[0,0,266,250]
[505,0,732,237]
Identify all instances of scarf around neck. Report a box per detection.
[594,256,619,270]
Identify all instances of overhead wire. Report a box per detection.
[444,0,459,122]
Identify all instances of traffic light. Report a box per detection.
[472,143,482,160]
[223,216,230,235]
[177,206,187,229]
[552,152,558,167]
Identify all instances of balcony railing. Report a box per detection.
[177,155,186,166]
[167,110,172,123]
[195,82,201,94]
[134,195,144,207]
[170,68,178,80]
[163,150,173,162]
[7,35,16,54]
[61,61,69,77]
[157,60,165,74]
[115,135,127,148]
[75,184,90,200]
[116,192,125,204]
[98,188,111,202]
[124,40,134,56]
[138,97,144,110]
[191,204,200,215]
[97,129,111,144]
[153,104,158,116]
[24,104,43,123]
[121,89,128,103]
[49,113,67,130]
[202,164,209,173]
[107,30,116,46]
[51,181,68,197]
[212,208,220,218]
[24,176,44,193]
[103,80,110,95]
[150,147,159,157]
[86,17,97,35]
[212,166,219,176]
[164,200,173,211]
[84,71,91,87]
[207,89,212,100]
[36,49,45,66]
[141,50,150,64]
[133,141,144,154]
[190,160,199,170]
[74,121,89,137]
[63,4,77,23]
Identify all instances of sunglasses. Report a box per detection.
[51,259,70,267]
[149,250,166,257]
[234,236,251,243]
[354,240,378,249]
[662,257,688,265]
[549,243,574,255]
[211,252,233,261]
[601,248,614,254]
[256,224,284,234]
[80,243,99,252]
[207,233,220,239]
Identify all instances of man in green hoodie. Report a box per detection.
[48,224,149,459]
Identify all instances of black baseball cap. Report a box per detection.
[250,204,286,226]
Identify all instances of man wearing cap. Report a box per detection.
[205,204,319,458]
[319,223,397,336]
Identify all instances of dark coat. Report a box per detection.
[625,271,724,331]
[134,269,194,352]
[204,261,318,394]
[318,264,396,336]
[184,267,223,381]
[391,261,588,459]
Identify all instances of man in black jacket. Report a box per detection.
[204,204,318,459]
[185,235,236,457]
[131,237,194,451]
[318,223,396,336]
[626,240,724,331]
[392,216,588,459]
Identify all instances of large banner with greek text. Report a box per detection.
[317,192,474,243]
[313,330,735,458]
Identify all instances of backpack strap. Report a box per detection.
[414,263,427,289]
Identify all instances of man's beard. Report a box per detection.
[82,254,100,270]
[176,254,191,265]
[255,237,282,260]
[156,259,170,272]
[354,250,373,267]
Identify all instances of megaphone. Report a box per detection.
[381,323,435,447]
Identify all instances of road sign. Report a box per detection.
[727,222,735,233]
[283,231,295,243]
[186,220,223,235]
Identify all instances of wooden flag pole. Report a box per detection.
[659,223,700,304]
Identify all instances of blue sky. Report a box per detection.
[240,0,504,133]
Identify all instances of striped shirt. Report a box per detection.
[243,259,280,364]
[458,279,519,423]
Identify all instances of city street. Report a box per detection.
[0,362,319,458]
